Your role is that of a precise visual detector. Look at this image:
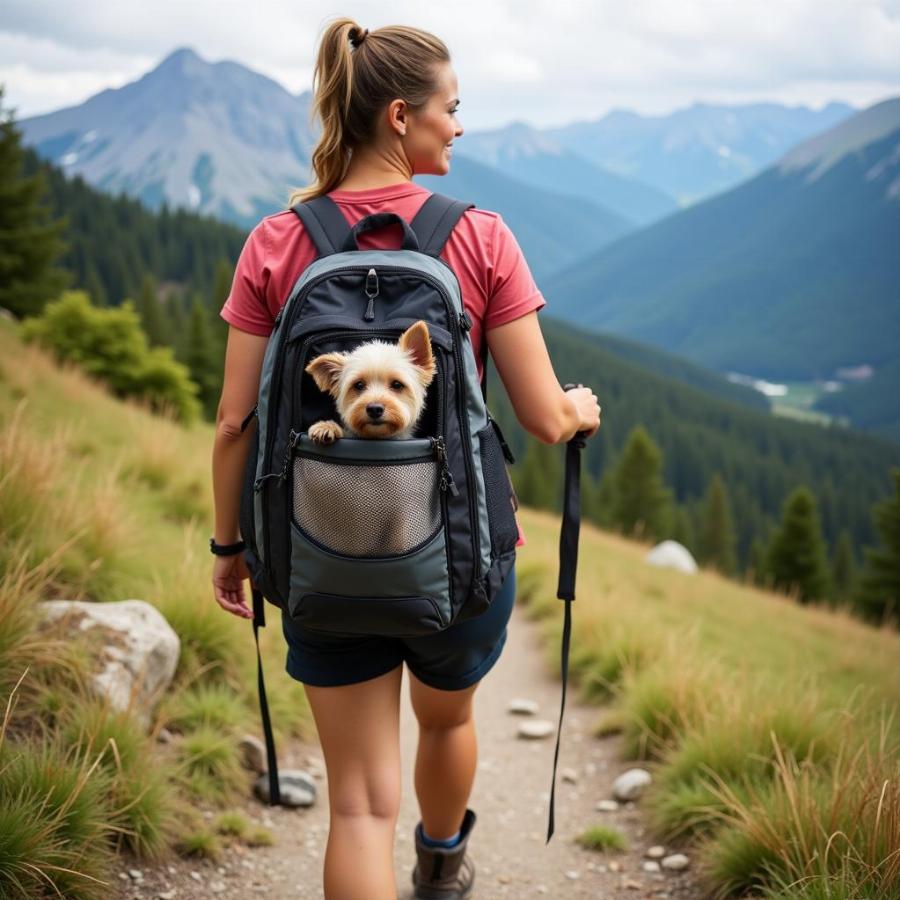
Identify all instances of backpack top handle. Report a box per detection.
[341,212,420,252]
[292,192,473,259]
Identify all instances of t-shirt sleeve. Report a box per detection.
[484,214,547,331]
[220,221,275,337]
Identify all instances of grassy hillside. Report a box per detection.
[1,314,897,897]
[516,508,900,897]
[0,315,312,896]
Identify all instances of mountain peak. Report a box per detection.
[156,47,205,71]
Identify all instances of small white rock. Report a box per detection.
[661,853,690,871]
[611,767,652,801]
[158,891,177,900]
[128,869,143,881]
[565,870,580,880]
[595,799,619,811]
[646,845,666,859]
[642,860,661,872]
[507,697,539,715]
[561,767,578,784]
[517,719,555,739]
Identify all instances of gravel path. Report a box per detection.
[113,603,705,899]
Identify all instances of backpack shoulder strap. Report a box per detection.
[410,192,475,257]
[290,195,352,258]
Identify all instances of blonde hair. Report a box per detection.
[288,17,451,207]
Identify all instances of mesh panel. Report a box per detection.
[292,456,441,557]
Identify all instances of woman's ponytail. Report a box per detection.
[289,18,450,206]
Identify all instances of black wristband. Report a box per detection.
[210,537,246,556]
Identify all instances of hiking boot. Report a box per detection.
[411,808,477,899]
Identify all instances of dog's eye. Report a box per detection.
[353,380,366,391]
[390,381,405,391]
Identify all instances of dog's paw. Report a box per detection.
[308,420,344,445]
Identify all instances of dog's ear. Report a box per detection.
[305,352,347,396]
[399,321,436,383]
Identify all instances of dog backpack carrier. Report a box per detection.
[238,192,585,843]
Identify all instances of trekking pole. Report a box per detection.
[546,383,588,844]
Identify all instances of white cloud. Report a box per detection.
[0,0,898,127]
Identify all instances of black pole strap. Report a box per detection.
[252,585,281,805]
[546,384,587,844]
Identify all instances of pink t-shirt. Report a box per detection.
[220,180,546,546]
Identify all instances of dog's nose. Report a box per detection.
[366,404,384,419]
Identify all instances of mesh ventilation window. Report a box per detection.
[292,456,441,558]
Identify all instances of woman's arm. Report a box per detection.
[211,326,269,618]
[486,310,600,444]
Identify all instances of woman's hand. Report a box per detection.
[212,553,254,619]
[567,386,602,439]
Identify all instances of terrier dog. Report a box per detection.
[304,320,436,445]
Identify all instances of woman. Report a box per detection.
[211,17,601,900]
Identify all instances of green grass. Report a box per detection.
[515,503,900,898]
[0,319,314,896]
[576,824,628,852]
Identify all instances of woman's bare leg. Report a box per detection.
[408,670,479,839]
[303,663,404,900]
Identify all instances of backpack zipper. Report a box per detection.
[260,264,480,599]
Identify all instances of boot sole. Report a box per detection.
[411,868,474,900]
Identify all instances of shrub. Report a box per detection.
[20,291,200,423]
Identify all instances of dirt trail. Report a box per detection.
[113,603,705,899]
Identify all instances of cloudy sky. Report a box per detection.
[1,0,899,129]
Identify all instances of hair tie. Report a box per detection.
[350,27,369,48]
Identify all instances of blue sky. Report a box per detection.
[1,1,899,128]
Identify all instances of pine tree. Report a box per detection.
[134,272,170,346]
[0,84,69,316]
[513,436,562,512]
[210,256,233,360]
[609,425,673,541]
[765,486,832,604]
[854,467,900,624]
[830,529,857,605]
[746,536,769,587]
[185,293,221,419]
[84,262,108,307]
[699,472,738,575]
[671,505,697,557]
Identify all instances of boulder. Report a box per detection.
[644,540,697,574]
[40,599,179,730]
[611,767,652,801]
[254,769,317,807]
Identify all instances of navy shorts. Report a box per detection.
[280,565,516,690]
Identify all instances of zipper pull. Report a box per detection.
[432,436,460,497]
[254,429,298,492]
[364,268,378,321]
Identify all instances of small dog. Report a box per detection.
[305,320,436,444]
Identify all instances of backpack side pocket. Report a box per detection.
[476,418,519,558]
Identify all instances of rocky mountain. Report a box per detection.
[546,100,856,205]
[541,97,900,439]
[451,121,677,225]
[18,47,316,228]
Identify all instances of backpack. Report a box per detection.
[237,192,584,843]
